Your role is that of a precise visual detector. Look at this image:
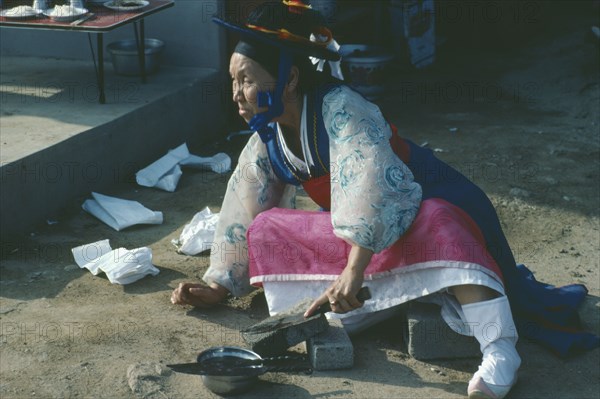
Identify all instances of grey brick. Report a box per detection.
[405,301,480,360]
[305,318,354,370]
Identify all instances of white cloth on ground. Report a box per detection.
[82,192,163,231]
[172,207,219,256]
[136,143,232,192]
[71,240,159,285]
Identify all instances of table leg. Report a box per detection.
[97,33,106,104]
[134,20,147,84]
[141,19,146,83]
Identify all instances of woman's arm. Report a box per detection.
[324,86,422,254]
[202,133,296,297]
[303,86,422,316]
[304,244,373,317]
[172,133,296,307]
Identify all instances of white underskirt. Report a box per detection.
[262,266,504,336]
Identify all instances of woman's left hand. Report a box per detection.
[304,245,373,317]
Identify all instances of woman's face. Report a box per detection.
[229,52,276,124]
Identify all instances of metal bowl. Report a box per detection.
[197,346,261,396]
[107,38,164,76]
[339,44,395,99]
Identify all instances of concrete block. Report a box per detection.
[405,301,480,360]
[0,58,223,237]
[305,318,354,370]
[241,299,329,357]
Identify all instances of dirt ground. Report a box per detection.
[1,6,599,399]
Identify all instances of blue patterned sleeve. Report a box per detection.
[203,133,296,296]
[323,86,422,253]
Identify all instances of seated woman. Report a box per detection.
[171,2,598,398]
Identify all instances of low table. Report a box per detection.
[0,0,175,103]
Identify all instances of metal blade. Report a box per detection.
[167,362,212,375]
[167,360,265,377]
[168,354,312,377]
[241,311,318,335]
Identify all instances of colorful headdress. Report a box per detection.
[213,1,343,143]
[213,0,341,63]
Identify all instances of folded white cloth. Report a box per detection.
[82,192,163,231]
[172,207,219,255]
[71,239,112,275]
[71,240,159,285]
[179,152,231,174]
[136,143,232,192]
[136,143,190,192]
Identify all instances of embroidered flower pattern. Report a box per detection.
[332,218,376,250]
[323,90,353,142]
[355,117,386,145]
[338,150,365,193]
[227,262,251,296]
[224,223,247,244]
[256,154,276,205]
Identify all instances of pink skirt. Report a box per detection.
[247,199,505,317]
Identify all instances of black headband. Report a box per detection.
[234,40,280,79]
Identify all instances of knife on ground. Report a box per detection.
[167,354,312,376]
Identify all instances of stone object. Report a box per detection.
[126,362,169,398]
[305,318,354,370]
[404,301,480,360]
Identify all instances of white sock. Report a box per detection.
[462,296,521,387]
[475,338,521,386]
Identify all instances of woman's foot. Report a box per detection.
[467,338,520,398]
[468,375,517,399]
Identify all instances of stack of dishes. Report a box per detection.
[0,5,43,19]
[103,0,149,11]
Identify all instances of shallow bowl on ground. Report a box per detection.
[197,346,261,395]
[107,38,164,76]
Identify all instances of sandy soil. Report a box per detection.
[1,7,599,399]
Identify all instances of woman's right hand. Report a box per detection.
[170,282,229,308]
[304,244,373,317]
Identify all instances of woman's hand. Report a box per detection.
[304,245,373,317]
[171,282,229,308]
[304,268,364,317]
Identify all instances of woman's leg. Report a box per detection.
[451,284,499,304]
[452,285,521,399]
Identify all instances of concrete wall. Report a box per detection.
[0,0,226,70]
[0,69,223,238]
[0,1,230,237]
